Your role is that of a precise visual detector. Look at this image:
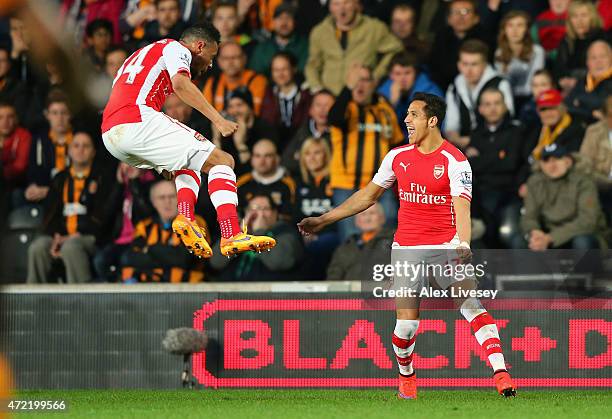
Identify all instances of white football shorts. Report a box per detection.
[102,108,215,173]
[390,234,473,291]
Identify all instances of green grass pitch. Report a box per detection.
[14,389,611,419]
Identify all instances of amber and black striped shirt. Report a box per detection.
[328,88,404,190]
[121,215,208,283]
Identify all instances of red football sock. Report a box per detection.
[175,169,200,221]
[207,165,240,238]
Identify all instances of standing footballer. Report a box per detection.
[298,93,516,399]
[101,21,276,258]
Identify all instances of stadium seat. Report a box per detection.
[7,205,43,231]
[0,229,37,284]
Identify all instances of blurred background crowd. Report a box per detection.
[0,0,610,283]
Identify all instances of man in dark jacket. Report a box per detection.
[248,3,309,77]
[428,0,499,90]
[565,40,612,124]
[327,203,393,281]
[24,90,72,206]
[210,193,304,281]
[142,0,187,45]
[466,88,527,247]
[27,131,110,283]
[527,89,586,162]
[0,46,27,122]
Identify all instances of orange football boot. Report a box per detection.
[219,223,276,257]
[397,373,417,400]
[494,370,517,397]
[172,214,213,258]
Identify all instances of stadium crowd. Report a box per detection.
[0,0,610,283]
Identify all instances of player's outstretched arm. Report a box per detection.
[453,196,471,245]
[297,182,386,235]
[453,196,472,262]
[171,73,238,136]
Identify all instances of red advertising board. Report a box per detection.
[192,298,612,388]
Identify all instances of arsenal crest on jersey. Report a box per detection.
[433,164,445,179]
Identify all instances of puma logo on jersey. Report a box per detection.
[399,162,410,172]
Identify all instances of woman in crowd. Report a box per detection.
[294,137,339,279]
[495,10,546,111]
[555,0,608,93]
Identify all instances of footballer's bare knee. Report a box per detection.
[201,149,235,173]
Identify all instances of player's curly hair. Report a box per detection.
[413,93,446,127]
[180,20,221,45]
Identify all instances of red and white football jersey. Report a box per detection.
[101,39,192,133]
[372,140,472,246]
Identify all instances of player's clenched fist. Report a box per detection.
[215,118,239,137]
[297,217,326,235]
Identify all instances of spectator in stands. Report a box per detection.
[328,64,403,239]
[445,39,514,149]
[260,52,312,148]
[0,102,31,191]
[304,0,402,95]
[248,3,308,77]
[566,40,612,123]
[120,0,199,47]
[236,138,296,218]
[580,94,612,213]
[119,180,206,283]
[360,0,397,23]
[95,46,128,112]
[84,19,113,73]
[60,0,124,45]
[209,193,304,281]
[428,0,498,90]
[8,16,33,85]
[104,46,128,80]
[494,11,546,111]
[211,88,278,176]
[518,69,556,130]
[211,2,256,59]
[236,0,282,35]
[533,0,569,57]
[282,89,334,176]
[27,131,109,283]
[143,0,187,45]
[516,143,606,250]
[377,51,443,135]
[203,41,268,115]
[326,203,393,281]
[294,137,339,279]
[0,46,27,122]
[389,3,430,61]
[24,91,72,207]
[25,62,67,131]
[466,88,526,247]
[94,163,154,282]
[529,89,586,161]
[555,0,608,94]
[119,0,158,47]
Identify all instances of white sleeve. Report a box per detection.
[499,79,515,116]
[448,158,472,202]
[163,41,192,79]
[444,85,460,133]
[371,151,396,189]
